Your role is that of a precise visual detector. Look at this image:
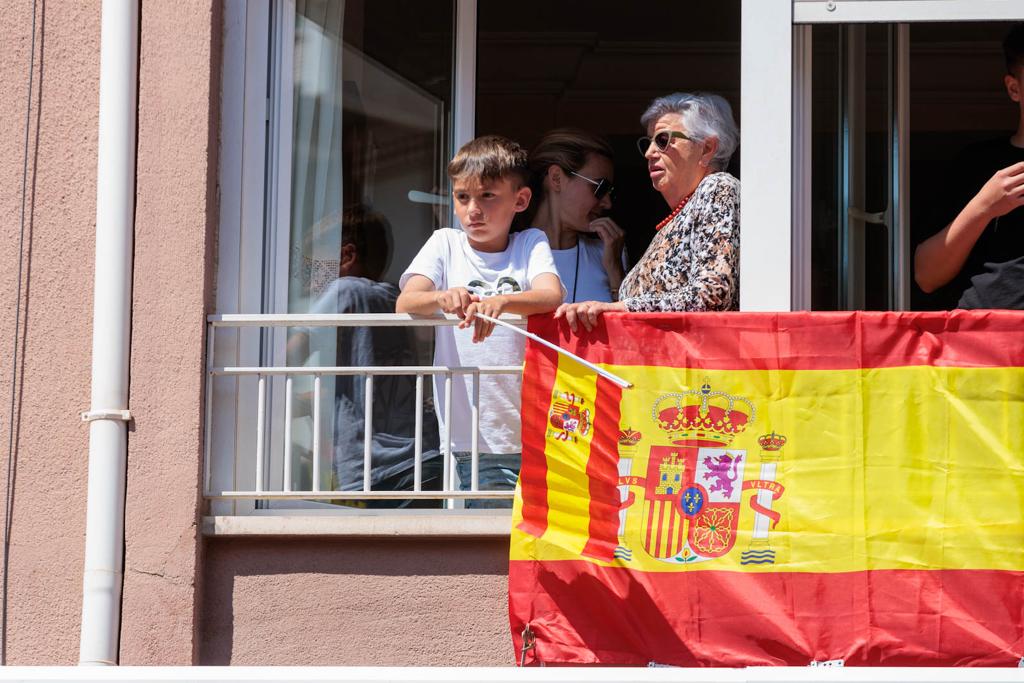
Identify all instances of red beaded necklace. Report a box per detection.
[655,192,694,231]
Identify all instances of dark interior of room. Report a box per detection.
[475,1,741,269]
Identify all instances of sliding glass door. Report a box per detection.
[791,0,1024,311]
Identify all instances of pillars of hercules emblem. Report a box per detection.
[741,432,786,565]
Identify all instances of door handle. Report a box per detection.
[848,207,886,225]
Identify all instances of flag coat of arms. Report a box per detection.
[510,311,1024,667]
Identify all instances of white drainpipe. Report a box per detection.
[78,0,138,666]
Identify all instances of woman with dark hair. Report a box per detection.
[556,92,740,331]
[527,129,626,303]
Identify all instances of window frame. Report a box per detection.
[214,0,481,522]
[213,0,274,516]
[218,0,1024,524]
[773,0,1024,311]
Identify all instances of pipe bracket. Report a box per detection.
[80,409,132,423]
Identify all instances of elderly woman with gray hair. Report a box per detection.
[556,92,740,331]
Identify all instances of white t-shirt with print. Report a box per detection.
[400,228,561,454]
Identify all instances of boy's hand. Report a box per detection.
[460,295,508,343]
[436,287,478,318]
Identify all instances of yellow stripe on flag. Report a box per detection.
[512,364,1024,574]
[538,363,599,558]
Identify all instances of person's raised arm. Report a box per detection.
[914,162,1024,293]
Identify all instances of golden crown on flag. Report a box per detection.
[758,431,787,451]
[651,380,755,446]
[617,427,642,457]
[617,428,642,446]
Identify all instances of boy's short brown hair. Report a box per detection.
[447,135,530,188]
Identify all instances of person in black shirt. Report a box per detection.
[915,24,1024,309]
[288,208,442,507]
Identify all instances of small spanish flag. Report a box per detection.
[510,311,1024,667]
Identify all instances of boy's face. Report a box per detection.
[452,176,531,252]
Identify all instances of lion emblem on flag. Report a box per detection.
[703,453,743,497]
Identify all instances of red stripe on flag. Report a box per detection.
[517,326,561,539]
[663,505,671,557]
[644,502,655,554]
[580,377,623,562]
[509,561,1024,666]
[531,310,1024,371]
[654,502,666,560]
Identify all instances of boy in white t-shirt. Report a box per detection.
[397,135,564,507]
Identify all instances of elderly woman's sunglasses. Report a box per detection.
[569,170,614,200]
[636,130,696,156]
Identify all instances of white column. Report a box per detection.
[740,0,793,311]
[452,0,477,150]
[791,25,813,311]
[450,0,477,230]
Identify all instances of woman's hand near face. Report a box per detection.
[588,217,626,293]
[554,300,625,334]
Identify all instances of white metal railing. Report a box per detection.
[204,313,526,509]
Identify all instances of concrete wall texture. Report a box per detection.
[119,0,220,665]
[0,0,100,665]
[0,0,221,665]
[200,538,514,666]
[0,0,515,666]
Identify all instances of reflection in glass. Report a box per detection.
[285,0,453,503]
[811,24,892,310]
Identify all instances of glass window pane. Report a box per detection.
[809,21,1018,311]
[810,24,892,311]
[290,0,453,302]
[909,21,1016,311]
[285,0,452,502]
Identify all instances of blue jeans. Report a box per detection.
[454,452,521,509]
[335,457,444,510]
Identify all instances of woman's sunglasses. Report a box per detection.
[636,130,696,156]
[569,170,614,200]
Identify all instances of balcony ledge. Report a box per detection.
[202,513,512,537]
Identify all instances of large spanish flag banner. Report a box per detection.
[510,311,1024,667]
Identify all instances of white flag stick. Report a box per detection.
[474,313,633,389]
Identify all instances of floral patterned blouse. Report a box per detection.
[619,172,740,312]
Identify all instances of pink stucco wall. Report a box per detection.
[0,0,516,666]
[0,1,99,664]
[0,0,218,664]
[119,0,220,665]
[200,538,515,666]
